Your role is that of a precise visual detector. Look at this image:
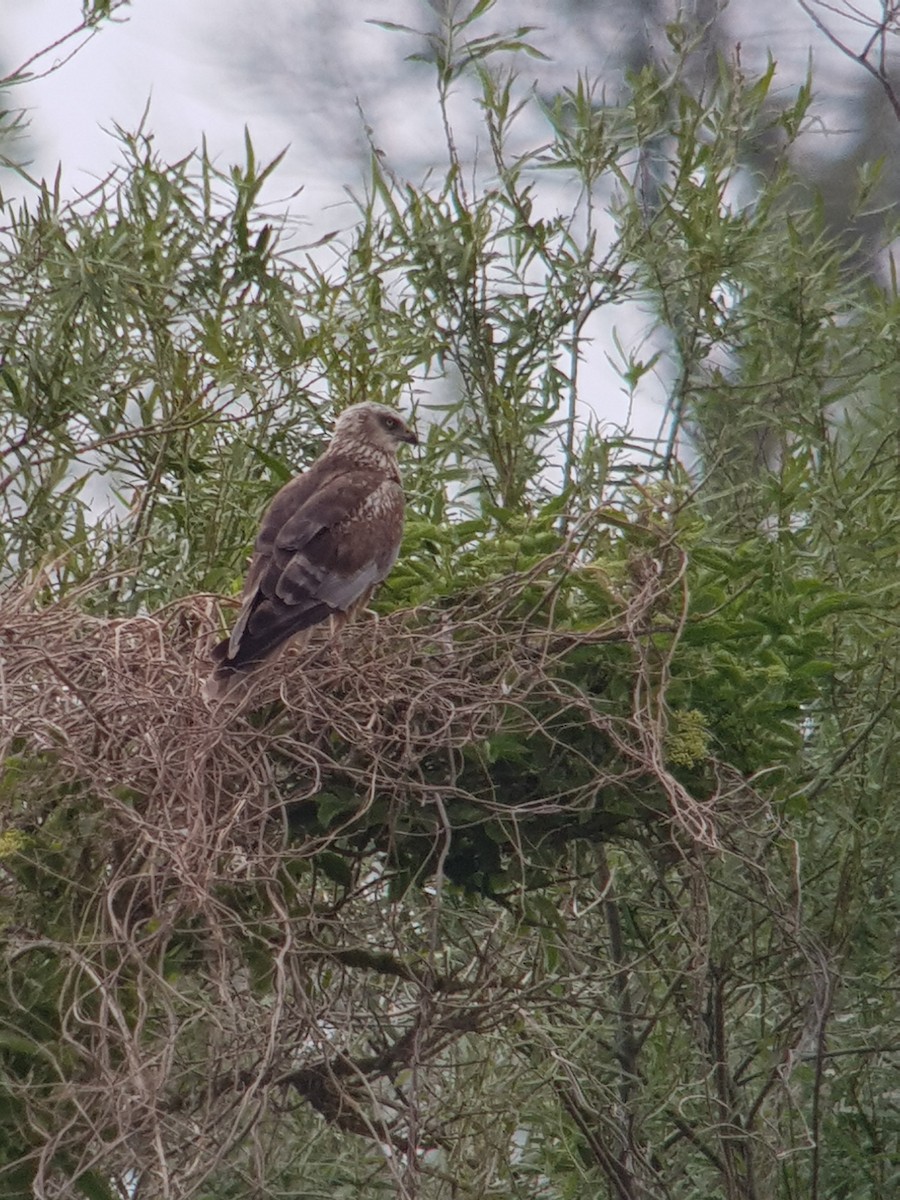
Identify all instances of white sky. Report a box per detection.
[4,2,302,194]
[4,0,850,205]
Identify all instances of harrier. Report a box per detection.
[206,402,417,699]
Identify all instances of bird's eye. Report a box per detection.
[382,416,398,430]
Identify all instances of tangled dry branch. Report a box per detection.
[0,553,782,1197]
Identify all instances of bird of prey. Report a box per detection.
[205,402,418,699]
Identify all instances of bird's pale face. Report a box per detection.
[334,403,418,454]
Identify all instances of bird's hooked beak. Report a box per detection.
[400,425,419,446]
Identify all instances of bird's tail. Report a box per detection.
[203,637,256,702]
[203,633,301,703]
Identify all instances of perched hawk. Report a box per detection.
[205,402,418,699]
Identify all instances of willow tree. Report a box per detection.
[0,4,897,1199]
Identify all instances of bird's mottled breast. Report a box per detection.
[342,479,405,571]
[332,438,402,482]
[352,480,404,535]
[358,478,403,517]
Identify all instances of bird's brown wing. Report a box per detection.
[214,462,404,675]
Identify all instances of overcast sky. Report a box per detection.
[4,2,306,195]
[4,1,852,200]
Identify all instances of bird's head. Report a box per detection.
[331,403,419,457]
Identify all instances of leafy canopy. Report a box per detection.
[0,4,898,1199]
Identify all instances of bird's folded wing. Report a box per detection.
[228,469,403,659]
